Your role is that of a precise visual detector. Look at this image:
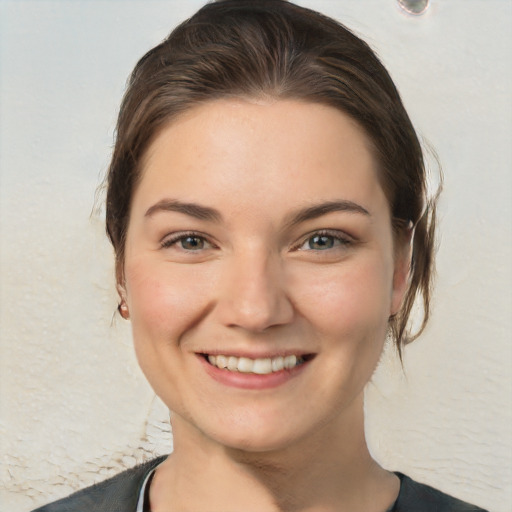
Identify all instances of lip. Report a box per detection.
[196,349,313,359]
[197,352,314,390]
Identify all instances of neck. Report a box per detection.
[149,394,398,512]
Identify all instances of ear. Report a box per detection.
[390,227,413,316]
[116,281,130,320]
[115,254,127,299]
[116,256,130,316]
[117,282,127,302]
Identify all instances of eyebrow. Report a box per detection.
[145,199,222,222]
[285,200,370,228]
[144,198,369,225]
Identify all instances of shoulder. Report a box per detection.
[31,456,167,512]
[395,473,489,512]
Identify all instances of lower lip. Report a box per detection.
[198,355,312,390]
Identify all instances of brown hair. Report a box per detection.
[106,0,439,352]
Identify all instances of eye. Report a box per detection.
[180,235,206,251]
[161,232,213,251]
[297,230,352,251]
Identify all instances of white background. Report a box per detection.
[0,1,511,511]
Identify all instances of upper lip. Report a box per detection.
[196,350,315,359]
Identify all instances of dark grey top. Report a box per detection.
[31,455,489,512]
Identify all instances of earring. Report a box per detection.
[118,301,130,319]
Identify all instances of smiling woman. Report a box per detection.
[29,1,492,511]
[122,100,403,463]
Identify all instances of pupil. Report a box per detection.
[183,236,203,250]
[310,235,333,249]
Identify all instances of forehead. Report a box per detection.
[134,99,387,220]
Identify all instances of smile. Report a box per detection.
[206,354,306,375]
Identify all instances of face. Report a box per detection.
[122,99,409,453]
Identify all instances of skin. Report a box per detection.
[121,99,410,511]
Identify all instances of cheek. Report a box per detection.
[292,257,393,338]
[124,259,214,344]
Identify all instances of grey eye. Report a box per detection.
[397,0,430,15]
[181,236,205,250]
[308,235,335,250]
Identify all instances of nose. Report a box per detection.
[215,250,294,332]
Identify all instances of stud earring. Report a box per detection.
[118,301,130,319]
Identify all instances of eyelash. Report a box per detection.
[294,229,353,252]
[160,231,214,251]
[160,229,353,253]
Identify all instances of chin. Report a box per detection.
[215,428,303,455]
[205,406,330,456]
[175,403,311,456]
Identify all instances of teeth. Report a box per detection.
[207,354,304,374]
[237,357,254,373]
[284,355,297,369]
[216,354,228,369]
[252,358,272,375]
[271,356,284,372]
[227,356,238,371]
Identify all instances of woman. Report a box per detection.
[33,1,488,510]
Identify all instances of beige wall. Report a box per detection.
[1,1,510,511]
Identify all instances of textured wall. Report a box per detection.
[0,1,510,511]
